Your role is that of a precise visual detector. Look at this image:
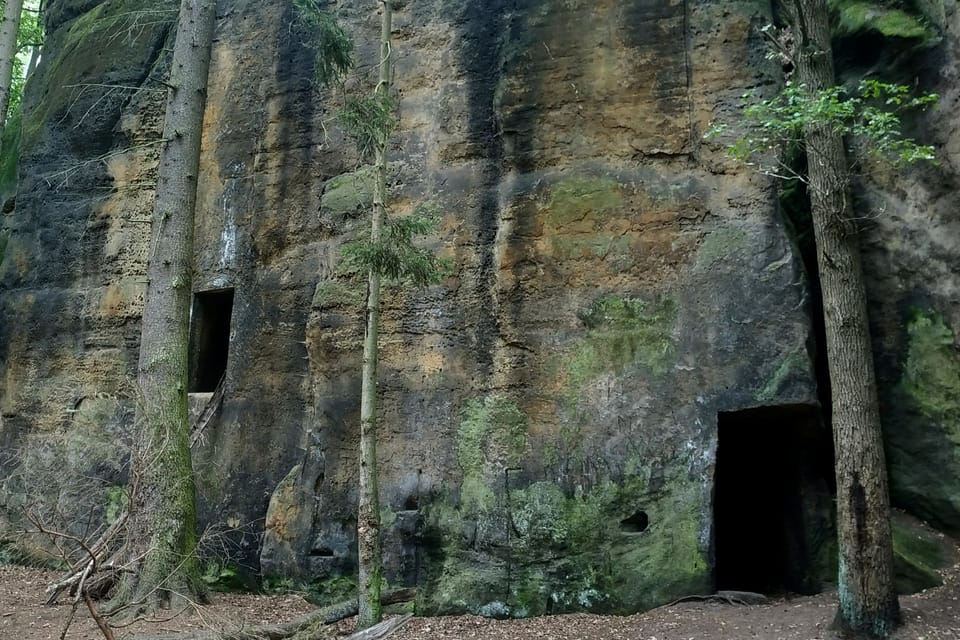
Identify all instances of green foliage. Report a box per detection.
[338,94,397,162]
[7,2,43,120]
[262,575,298,594]
[340,203,449,286]
[293,0,353,88]
[709,79,938,175]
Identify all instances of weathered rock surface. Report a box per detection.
[847,0,960,535]
[0,0,956,618]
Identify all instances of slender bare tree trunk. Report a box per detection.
[356,0,392,630]
[116,0,217,615]
[788,0,900,635]
[0,0,25,134]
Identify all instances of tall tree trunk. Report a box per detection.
[116,0,217,615]
[0,0,25,136]
[356,0,392,630]
[789,0,900,635]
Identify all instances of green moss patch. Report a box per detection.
[422,461,709,616]
[755,349,809,403]
[0,107,21,199]
[901,310,960,445]
[576,295,677,378]
[23,0,177,150]
[321,166,377,218]
[891,512,953,594]
[546,175,622,227]
[829,0,940,44]
[457,396,527,514]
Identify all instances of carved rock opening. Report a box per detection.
[188,288,235,392]
[713,404,834,595]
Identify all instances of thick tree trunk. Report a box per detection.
[357,0,393,630]
[789,0,900,636]
[0,0,24,134]
[115,0,217,615]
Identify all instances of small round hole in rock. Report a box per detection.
[403,495,419,511]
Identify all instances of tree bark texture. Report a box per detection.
[789,0,900,635]
[357,0,393,630]
[0,0,24,136]
[119,0,217,614]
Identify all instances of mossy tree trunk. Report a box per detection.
[0,0,24,135]
[115,0,216,615]
[356,0,392,630]
[787,0,900,635]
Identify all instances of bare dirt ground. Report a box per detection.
[2,560,958,640]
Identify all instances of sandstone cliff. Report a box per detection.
[0,0,957,616]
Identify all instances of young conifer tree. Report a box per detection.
[295,0,445,629]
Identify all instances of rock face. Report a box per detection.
[0,0,956,617]
[845,0,960,535]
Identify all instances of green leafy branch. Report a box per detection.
[293,0,353,89]
[707,79,939,181]
[339,203,450,287]
[338,94,397,162]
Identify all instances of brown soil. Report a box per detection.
[2,561,958,640]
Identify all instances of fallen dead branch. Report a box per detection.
[133,589,416,640]
[663,590,769,607]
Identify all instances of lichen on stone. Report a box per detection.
[693,227,749,273]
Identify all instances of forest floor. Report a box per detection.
[2,559,958,640]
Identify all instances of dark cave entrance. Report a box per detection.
[713,404,835,595]
[188,288,235,392]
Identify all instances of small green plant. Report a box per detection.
[104,486,128,525]
[708,79,938,178]
[262,575,298,594]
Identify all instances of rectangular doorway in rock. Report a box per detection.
[713,404,835,595]
[188,288,235,392]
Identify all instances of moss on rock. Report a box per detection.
[901,310,960,446]
[829,0,941,45]
[547,175,622,227]
[321,166,378,219]
[572,294,677,380]
[891,512,953,594]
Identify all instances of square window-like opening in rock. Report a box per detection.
[189,288,234,392]
[713,404,834,595]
